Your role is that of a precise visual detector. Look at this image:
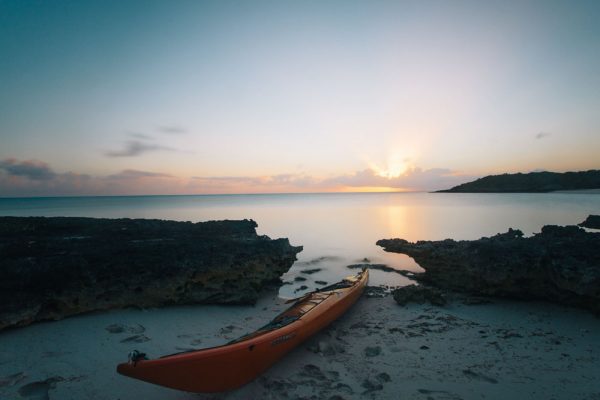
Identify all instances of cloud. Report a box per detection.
[535,131,551,139]
[189,168,475,193]
[107,169,173,179]
[0,158,180,197]
[322,167,476,191]
[128,132,154,140]
[105,140,177,157]
[189,174,317,193]
[0,157,475,196]
[158,126,186,134]
[0,159,56,180]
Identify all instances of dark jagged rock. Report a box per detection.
[347,263,415,278]
[438,170,600,192]
[378,226,600,313]
[365,286,388,298]
[0,217,302,331]
[579,215,600,229]
[300,268,322,274]
[348,263,393,272]
[392,284,446,306]
[294,285,309,293]
[295,256,342,266]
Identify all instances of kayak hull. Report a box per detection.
[117,269,368,393]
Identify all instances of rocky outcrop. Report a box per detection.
[392,285,446,306]
[347,263,415,278]
[377,226,600,313]
[0,217,302,330]
[579,215,600,229]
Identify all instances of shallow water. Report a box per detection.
[1,192,598,296]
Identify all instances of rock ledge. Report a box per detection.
[0,217,302,330]
[378,225,600,313]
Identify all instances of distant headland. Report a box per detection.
[438,170,600,193]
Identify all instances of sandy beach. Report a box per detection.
[1,288,599,400]
[3,0,600,397]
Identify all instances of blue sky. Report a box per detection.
[1,0,599,195]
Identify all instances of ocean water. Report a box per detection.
[1,192,598,297]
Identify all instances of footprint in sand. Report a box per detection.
[376,372,391,383]
[0,371,26,388]
[175,346,197,352]
[105,323,145,334]
[18,377,64,400]
[418,388,463,400]
[299,364,327,381]
[176,333,203,346]
[17,376,85,400]
[120,334,151,343]
[462,369,498,384]
[361,378,383,394]
[219,325,239,335]
[364,346,382,357]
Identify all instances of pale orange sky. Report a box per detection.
[1,1,599,196]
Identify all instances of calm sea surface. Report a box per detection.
[1,192,598,297]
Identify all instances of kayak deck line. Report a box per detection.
[117,268,368,393]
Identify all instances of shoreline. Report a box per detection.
[553,189,600,194]
[2,214,599,399]
[1,189,599,201]
[1,291,599,400]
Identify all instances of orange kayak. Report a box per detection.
[117,268,368,393]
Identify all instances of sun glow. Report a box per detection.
[338,186,410,193]
[369,154,411,179]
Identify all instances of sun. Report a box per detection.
[369,154,410,179]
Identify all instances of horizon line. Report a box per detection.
[0,190,434,200]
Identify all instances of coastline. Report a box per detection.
[436,170,600,193]
[552,189,600,194]
[1,291,599,400]
[2,207,599,399]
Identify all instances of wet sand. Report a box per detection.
[1,292,599,400]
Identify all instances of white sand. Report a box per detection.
[1,293,599,400]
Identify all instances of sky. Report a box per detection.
[1,0,599,196]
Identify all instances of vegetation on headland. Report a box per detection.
[579,215,600,229]
[438,170,600,193]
